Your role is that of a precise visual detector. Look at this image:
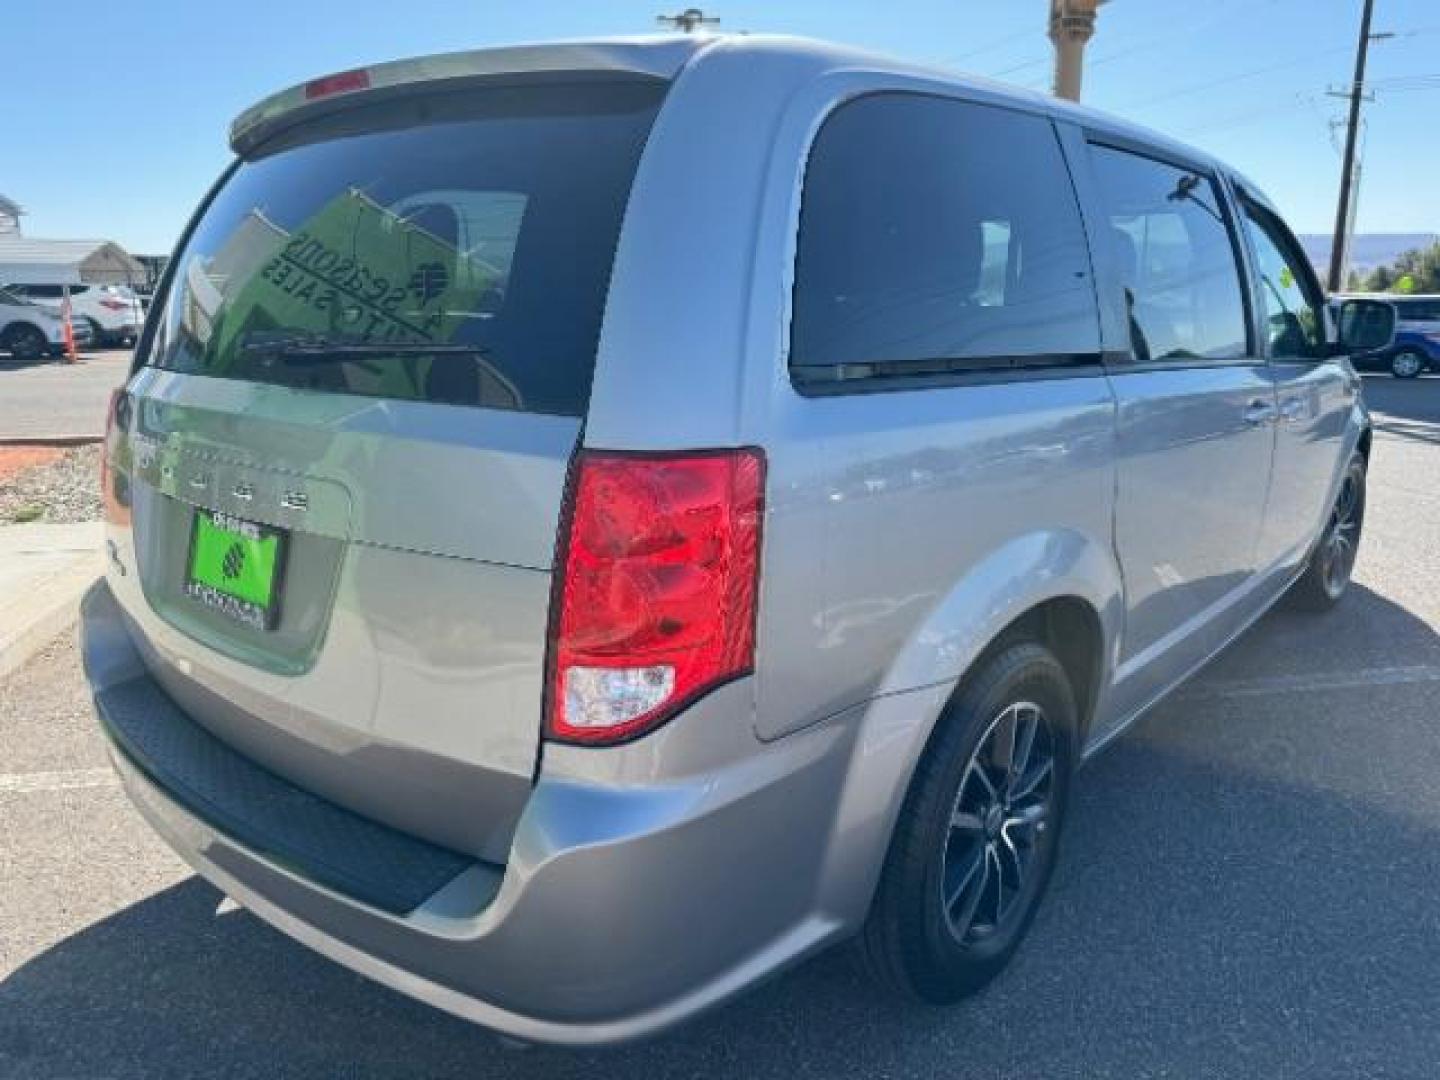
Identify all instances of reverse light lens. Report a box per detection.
[564,665,677,731]
[546,449,766,745]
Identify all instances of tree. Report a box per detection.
[1362,240,1440,294]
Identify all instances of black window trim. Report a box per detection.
[1082,130,1259,373]
[786,89,1107,398]
[1232,186,1329,364]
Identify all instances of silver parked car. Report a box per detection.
[83,35,1396,1045]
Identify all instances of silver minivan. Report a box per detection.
[83,35,1396,1046]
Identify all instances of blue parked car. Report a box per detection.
[1334,294,1440,378]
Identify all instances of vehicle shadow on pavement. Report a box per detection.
[1359,375,1440,447]
[1192,581,1440,687]
[0,358,67,374]
[5,588,1440,1078]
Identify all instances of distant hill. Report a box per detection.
[1299,233,1438,277]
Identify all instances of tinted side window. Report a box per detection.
[1090,145,1249,363]
[790,94,1099,384]
[1240,202,1325,359]
[1397,299,1440,323]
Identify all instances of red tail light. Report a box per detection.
[98,298,129,312]
[102,388,122,465]
[546,449,766,745]
[101,389,131,525]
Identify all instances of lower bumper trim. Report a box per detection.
[86,585,490,916]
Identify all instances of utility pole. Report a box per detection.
[1327,110,1371,289]
[1049,0,1107,101]
[1328,0,1377,292]
[657,8,719,33]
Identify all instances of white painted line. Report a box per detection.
[1183,665,1440,702]
[0,767,119,794]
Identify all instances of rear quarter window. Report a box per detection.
[144,80,665,416]
[789,92,1100,388]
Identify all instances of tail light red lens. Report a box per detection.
[101,389,131,525]
[546,449,766,745]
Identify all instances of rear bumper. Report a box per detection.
[81,577,922,1045]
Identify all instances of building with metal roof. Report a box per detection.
[0,235,146,287]
[0,195,22,235]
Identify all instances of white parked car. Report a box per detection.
[5,283,143,346]
[0,286,92,360]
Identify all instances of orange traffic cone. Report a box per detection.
[61,288,77,363]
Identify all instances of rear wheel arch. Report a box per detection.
[969,596,1103,747]
[884,594,1106,814]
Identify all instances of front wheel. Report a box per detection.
[859,642,1075,1003]
[1391,350,1425,379]
[1290,452,1366,611]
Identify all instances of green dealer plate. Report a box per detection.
[184,510,286,631]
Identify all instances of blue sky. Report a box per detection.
[3,0,1437,254]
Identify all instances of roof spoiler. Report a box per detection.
[229,36,706,156]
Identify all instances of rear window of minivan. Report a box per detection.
[143,80,665,416]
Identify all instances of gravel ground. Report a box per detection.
[0,445,102,525]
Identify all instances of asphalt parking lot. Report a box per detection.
[0,348,132,441]
[4,375,1440,1079]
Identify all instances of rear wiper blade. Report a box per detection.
[239,336,488,358]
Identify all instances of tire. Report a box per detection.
[85,318,105,348]
[2,323,48,363]
[1289,452,1366,611]
[859,641,1076,1003]
[1391,350,1425,379]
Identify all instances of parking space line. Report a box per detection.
[1184,664,1440,701]
[0,767,118,794]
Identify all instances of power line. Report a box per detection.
[986,55,1052,79]
[1117,43,1352,113]
[936,27,1038,66]
[1088,0,1279,71]
[1177,93,1322,137]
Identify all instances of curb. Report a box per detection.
[0,563,96,681]
[0,436,103,448]
[0,523,103,680]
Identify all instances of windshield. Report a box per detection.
[143,80,664,415]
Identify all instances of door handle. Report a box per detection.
[1242,400,1278,426]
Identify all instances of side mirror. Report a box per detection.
[1332,298,1397,354]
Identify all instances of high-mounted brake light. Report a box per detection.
[304,69,371,101]
[546,449,766,745]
